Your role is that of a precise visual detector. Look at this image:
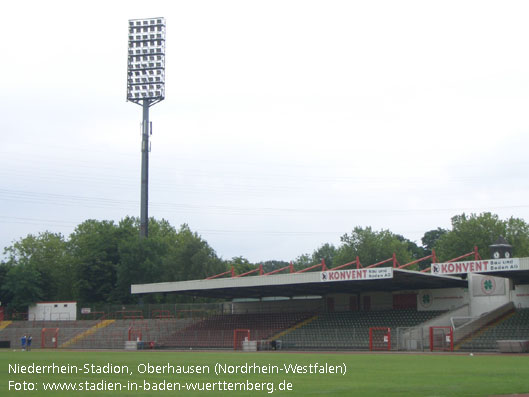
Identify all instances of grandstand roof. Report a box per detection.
[131,268,467,299]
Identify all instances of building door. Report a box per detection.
[43,306,51,321]
[363,296,371,311]
[349,296,358,311]
[393,294,417,310]
[327,297,335,312]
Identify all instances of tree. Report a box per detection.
[161,224,225,282]
[68,220,121,303]
[292,253,312,271]
[334,227,414,268]
[1,263,42,310]
[290,243,338,272]
[434,213,529,261]
[311,243,337,268]
[114,235,168,303]
[421,228,448,251]
[229,256,255,276]
[396,235,426,260]
[0,262,11,304]
[2,232,71,304]
[504,217,529,258]
[261,260,290,273]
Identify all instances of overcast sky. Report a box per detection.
[2,0,529,263]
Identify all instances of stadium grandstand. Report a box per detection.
[1,246,529,353]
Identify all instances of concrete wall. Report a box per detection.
[327,293,352,312]
[397,304,470,350]
[468,274,511,317]
[417,288,468,311]
[424,304,470,328]
[363,291,393,310]
[511,284,529,308]
[453,302,515,344]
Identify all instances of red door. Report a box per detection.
[327,297,335,312]
[363,296,371,311]
[349,296,358,311]
[393,294,417,310]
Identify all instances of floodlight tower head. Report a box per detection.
[127,17,166,239]
[127,17,166,106]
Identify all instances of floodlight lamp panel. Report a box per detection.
[127,17,166,103]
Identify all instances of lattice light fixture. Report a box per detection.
[127,17,166,104]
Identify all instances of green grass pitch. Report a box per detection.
[1,349,528,396]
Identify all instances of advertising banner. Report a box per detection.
[431,258,520,275]
[320,267,393,282]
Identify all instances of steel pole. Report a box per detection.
[140,100,150,238]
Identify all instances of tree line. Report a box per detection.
[2,212,529,310]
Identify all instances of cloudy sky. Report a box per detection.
[2,0,529,263]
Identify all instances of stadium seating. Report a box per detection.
[159,312,314,349]
[0,319,195,349]
[457,308,529,351]
[279,309,442,350]
[2,308,528,351]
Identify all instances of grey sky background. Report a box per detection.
[2,0,529,262]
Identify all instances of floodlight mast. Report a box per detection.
[127,17,166,238]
